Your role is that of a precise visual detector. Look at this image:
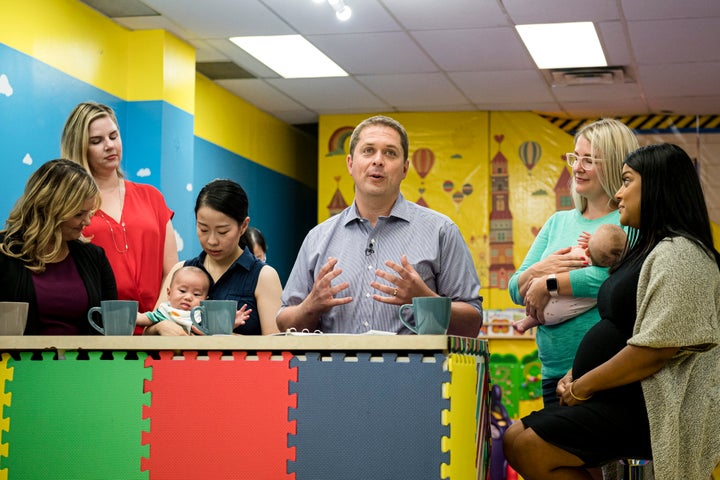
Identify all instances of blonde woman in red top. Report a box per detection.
[61,102,178,333]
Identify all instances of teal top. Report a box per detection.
[508,209,623,379]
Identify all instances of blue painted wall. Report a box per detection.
[0,43,315,283]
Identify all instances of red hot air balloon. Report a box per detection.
[519,141,542,174]
[412,148,435,179]
[442,180,454,192]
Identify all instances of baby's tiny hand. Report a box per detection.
[234,304,252,328]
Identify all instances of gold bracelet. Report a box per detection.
[569,381,593,402]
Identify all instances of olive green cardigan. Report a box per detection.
[629,237,720,480]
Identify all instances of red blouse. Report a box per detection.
[83,181,173,331]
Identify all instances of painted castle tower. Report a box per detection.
[488,137,516,289]
[554,166,573,211]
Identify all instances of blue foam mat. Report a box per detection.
[289,352,449,480]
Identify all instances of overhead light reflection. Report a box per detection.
[336,5,352,21]
[314,0,352,21]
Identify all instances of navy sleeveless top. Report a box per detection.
[184,248,264,335]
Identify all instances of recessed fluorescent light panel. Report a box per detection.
[229,35,348,79]
[516,22,607,69]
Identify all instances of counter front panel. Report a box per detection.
[0,336,489,480]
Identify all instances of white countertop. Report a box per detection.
[0,334,457,352]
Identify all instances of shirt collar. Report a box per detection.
[343,193,411,226]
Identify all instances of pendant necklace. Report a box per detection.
[99,177,128,254]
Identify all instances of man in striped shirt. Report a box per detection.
[277,116,483,336]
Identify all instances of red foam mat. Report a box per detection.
[142,350,296,480]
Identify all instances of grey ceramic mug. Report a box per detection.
[190,300,237,335]
[398,296,451,334]
[87,300,138,335]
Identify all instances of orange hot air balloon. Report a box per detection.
[412,148,435,179]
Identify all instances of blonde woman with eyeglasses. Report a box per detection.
[508,118,638,408]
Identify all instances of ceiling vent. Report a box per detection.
[196,62,255,80]
[78,0,159,17]
[550,66,626,86]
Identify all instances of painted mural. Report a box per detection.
[319,112,720,310]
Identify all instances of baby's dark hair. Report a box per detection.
[170,265,213,292]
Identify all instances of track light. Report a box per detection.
[314,0,352,21]
[335,4,352,21]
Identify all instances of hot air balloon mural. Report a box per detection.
[462,183,473,195]
[519,141,542,175]
[442,180,454,193]
[412,148,435,181]
[412,148,435,205]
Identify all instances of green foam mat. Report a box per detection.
[1,351,150,480]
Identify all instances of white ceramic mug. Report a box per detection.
[0,302,29,335]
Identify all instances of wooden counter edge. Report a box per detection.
[0,334,457,352]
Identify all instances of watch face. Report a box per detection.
[547,277,558,291]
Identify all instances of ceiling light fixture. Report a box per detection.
[516,22,607,69]
[316,0,352,21]
[229,35,348,78]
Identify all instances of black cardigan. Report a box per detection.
[0,236,117,334]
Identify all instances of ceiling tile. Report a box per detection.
[412,28,535,71]
[628,18,720,63]
[550,82,643,102]
[503,0,620,24]
[647,96,720,115]
[357,73,469,108]
[621,0,720,20]
[449,70,552,103]
[638,62,720,97]
[309,32,437,75]
[215,79,305,111]
[381,0,507,29]
[261,0,400,35]
[265,77,390,111]
[140,0,293,37]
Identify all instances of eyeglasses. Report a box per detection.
[566,153,602,170]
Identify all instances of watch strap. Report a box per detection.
[546,274,559,297]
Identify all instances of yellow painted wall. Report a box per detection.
[194,74,316,188]
[2,0,130,102]
[127,30,196,113]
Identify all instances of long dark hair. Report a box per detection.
[240,226,267,253]
[615,143,720,271]
[195,179,249,225]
